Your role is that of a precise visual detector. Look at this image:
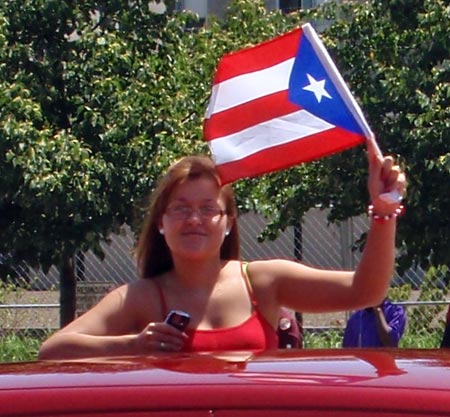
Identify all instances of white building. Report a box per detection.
[174,0,332,20]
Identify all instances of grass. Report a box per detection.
[0,329,444,363]
[0,333,42,362]
[0,330,51,363]
[304,329,344,348]
[303,328,444,349]
[400,329,443,348]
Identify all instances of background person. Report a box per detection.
[342,299,406,348]
[277,308,302,349]
[39,142,406,359]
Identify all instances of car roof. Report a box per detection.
[1,349,450,416]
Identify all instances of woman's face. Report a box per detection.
[160,177,231,261]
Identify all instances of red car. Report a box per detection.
[1,349,450,416]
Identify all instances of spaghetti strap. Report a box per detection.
[153,280,168,319]
[241,262,258,308]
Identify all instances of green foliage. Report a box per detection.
[0,0,449,300]
[388,285,412,302]
[0,0,218,321]
[0,327,442,362]
[0,333,42,362]
[303,327,441,348]
[408,265,449,336]
[0,0,329,273]
[400,328,443,349]
[0,1,209,274]
[304,329,343,348]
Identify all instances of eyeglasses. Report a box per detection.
[165,205,227,221]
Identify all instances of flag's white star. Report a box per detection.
[302,74,332,103]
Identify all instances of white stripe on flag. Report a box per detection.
[205,58,295,118]
[210,110,334,164]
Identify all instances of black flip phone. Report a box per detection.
[165,310,191,331]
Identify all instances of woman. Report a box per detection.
[39,141,406,359]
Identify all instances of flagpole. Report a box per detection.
[367,134,383,160]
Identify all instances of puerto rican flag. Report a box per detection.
[204,23,375,184]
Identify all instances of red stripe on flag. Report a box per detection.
[204,91,301,141]
[215,127,365,184]
[213,29,302,84]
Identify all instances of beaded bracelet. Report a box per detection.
[368,204,405,223]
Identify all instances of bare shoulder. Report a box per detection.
[125,278,158,293]
[120,279,162,308]
[102,279,163,332]
[91,279,161,318]
[100,281,149,304]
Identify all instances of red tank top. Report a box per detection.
[154,262,278,352]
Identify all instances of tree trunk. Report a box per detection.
[59,255,76,328]
[294,224,303,261]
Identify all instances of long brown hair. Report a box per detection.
[135,155,240,279]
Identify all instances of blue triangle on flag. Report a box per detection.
[288,33,364,136]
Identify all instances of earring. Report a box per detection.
[159,228,164,235]
[225,230,230,236]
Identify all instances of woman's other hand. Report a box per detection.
[134,322,188,353]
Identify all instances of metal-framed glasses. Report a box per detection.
[165,205,226,221]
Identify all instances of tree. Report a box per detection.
[0,0,208,325]
[1,0,448,327]
[0,0,308,326]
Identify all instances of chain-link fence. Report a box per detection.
[1,209,448,348]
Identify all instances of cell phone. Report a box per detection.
[165,310,191,331]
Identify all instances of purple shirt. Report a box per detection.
[342,300,406,348]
